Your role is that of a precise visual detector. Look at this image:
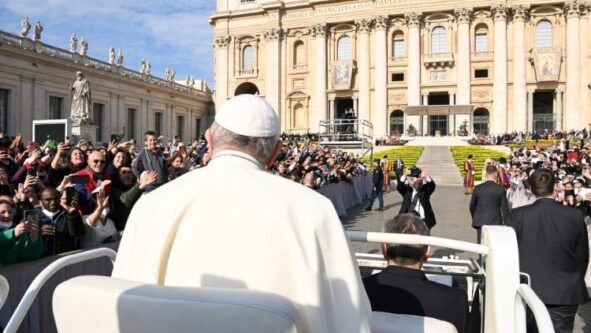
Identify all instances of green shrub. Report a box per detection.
[450,146,509,181]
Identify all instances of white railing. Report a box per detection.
[514,284,555,333]
[2,248,117,333]
[0,275,8,310]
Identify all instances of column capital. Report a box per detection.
[491,5,509,22]
[454,8,473,24]
[311,23,328,38]
[373,15,389,31]
[564,1,584,18]
[405,12,422,28]
[355,18,374,34]
[214,35,231,48]
[263,28,284,41]
[527,88,536,94]
[511,5,530,22]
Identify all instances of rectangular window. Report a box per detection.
[155,112,163,136]
[393,40,404,58]
[49,96,63,119]
[127,108,136,141]
[177,115,184,141]
[0,89,9,133]
[391,73,405,82]
[195,118,202,139]
[93,103,104,142]
[474,69,489,79]
[475,33,488,52]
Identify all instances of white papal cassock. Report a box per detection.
[113,150,372,332]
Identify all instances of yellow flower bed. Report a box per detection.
[362,146,424,177]
[450,146,509,181]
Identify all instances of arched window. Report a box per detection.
[293,41,305,65]
[474,24,488,52]
[242,45,255,70]
[536,20,553,48]
[473,108,490,135]
[293,103,306,129]
[392,31,405,59]
[337,36,352,60]
[390,110,404,135]
[431,26,447,53]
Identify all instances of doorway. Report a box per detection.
[234,82,260,95]
[533,91,554,133]
[428,92,450,105]
[429,115,448,136]
[335,98,355,134]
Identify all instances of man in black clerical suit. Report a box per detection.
[397,166,437,229]
[363,214,469,333]
[469,164,509,243]
[508,169,589,333]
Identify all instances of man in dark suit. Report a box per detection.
[397,166,437,229]
[363,214,469,333]
[366,159,384,211]
[469,164,509,243]
[508,169,589,333]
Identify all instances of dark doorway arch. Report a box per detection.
[234,82,259,95]
[473,108,490,135]
[390,110,404,135]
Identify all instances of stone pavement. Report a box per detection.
[415,146,464,186]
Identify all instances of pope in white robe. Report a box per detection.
[113,95,372,333]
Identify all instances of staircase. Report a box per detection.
[404,136,470,146]
[415,146,463,186]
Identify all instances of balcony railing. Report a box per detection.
[424,52,454,68]
[390,56,408,64]
[238,69,256,76]
[0,30,210,99]
[291,64,308,71]
[472,51,494,59]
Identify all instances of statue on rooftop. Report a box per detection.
[21,17,31,38]
[33,21,43,41]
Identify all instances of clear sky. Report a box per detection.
[0,0,216,86]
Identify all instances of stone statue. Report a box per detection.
[33,21,43,41]
[79,36,88,56]
[146,61,152,75]
[69,34,78,53]
[116,49,124,66]
[164,67,170,81]
[185,75,190,86]
[70,71,92,123]
[140,59,146,74]
[21,17,31,37]
[108,47,115,64]
[170,69,176,81]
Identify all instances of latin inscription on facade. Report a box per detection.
[282,0,421,20]
[429,69,448,82]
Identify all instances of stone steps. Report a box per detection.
[415,146,464,186]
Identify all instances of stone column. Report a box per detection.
[449,91,455,105]
[373,16,388,138]
[213,35,231,111]
[329,98,335,122]
[264,28,283,115]
[580,5,590,126]
[556,88,563,130]
[356,18,372,124]
[527,89,534,133]
[422,94,429,106]
[492,5,508,134]
[405,12,422,106]
[565,1,582,130]
[512,6,529,132]
[312,24,328,132]
[455,8,472,105]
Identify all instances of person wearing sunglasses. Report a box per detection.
[72,150,111,215]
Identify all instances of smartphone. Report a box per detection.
[70,175,90,184]
[565,189,575,197]
[23,209,39,224]
[0,184,11,197]
[65,186,75,206]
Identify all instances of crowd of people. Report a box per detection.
[470,128,591,145]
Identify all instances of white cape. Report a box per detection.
[113,151,372,332]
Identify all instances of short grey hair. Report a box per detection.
[210,122,279,164]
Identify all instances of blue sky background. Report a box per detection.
[0,0,216,86]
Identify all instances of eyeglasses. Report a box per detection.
[120,170,132,174]
[92,160,106,164]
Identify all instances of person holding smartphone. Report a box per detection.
[38,187,84,257]
[0,199,42,267]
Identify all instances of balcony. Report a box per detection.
[472,51,494,61]
[423,52,454,68]
[390,57,408,65]
[238,68,257,78]
[290,64,308,73]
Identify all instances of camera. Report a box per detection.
[409,166,422,178]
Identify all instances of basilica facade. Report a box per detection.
[210,0,591,137]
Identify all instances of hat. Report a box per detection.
[215,95,280,137]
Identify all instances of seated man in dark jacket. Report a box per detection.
[38,187,85,256]
[363,214,469,333]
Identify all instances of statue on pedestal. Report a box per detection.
[21,17,31,38]
[34,21,43,41]
[79,36,88,56]
[139,59,146,74]
[69,34,78,53]
[116,49,124,66]
[70,71,92,124]
[164,67,170,81]
[146,61,152,75]
[170,69,176,81]
[108,47,115,64]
